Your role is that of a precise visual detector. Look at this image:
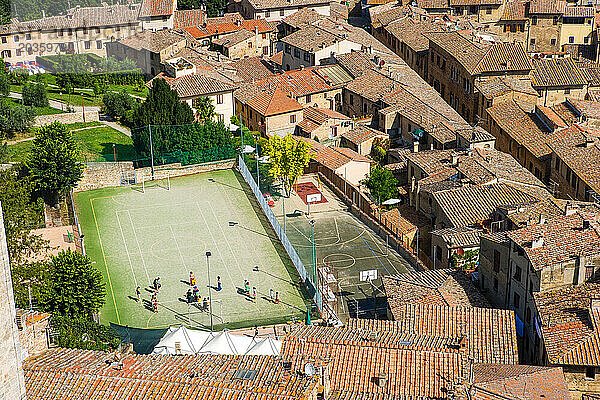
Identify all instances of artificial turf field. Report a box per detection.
[74,169,309,330]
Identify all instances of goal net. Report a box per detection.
[141,171,171,192]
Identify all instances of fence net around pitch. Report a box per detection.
[237,155,327,321]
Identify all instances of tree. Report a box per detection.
[263,134,311,196]
[194,96,215,123]
[0,167,46,267]
[22,82,49,108]
[0,99,36,137]
[38,250,105,317]
[26,122,83,205]
[0,71,9,97]
[364,165,399,204]
[133,78,193,128]
[52,314,120,351]
[103,90,137,122]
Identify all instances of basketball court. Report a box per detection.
[270,175,413,321]
[74,169,309,331]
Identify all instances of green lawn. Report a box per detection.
[11,84,103,107]
[4,97,63,116]
[7,123,135,163]
[108,84,148,98]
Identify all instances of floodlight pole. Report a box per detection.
[310,219,316,283]
[255,145,260,190]
[283,192,286,234]
[206,251,213,332]
[148,125,155,180]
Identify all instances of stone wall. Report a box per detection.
[35,110,100,126]
[75,159,236,192]
[75,162,135,192]
[0,201,27,400]
[135,159,236,182]
[16,310,50,358]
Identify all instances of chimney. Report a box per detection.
[430,142,434,150]
[451,153,459,166]
[583,219,591,230]
[531,236,544,249]
[565,202,576,216]
[255,26,258,35]
[412,141,419,153]
[41,9,46,18]
[539,214,546,225]
[376,373,387,388]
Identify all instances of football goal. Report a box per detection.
[141,171,171,192]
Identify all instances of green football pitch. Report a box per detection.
[74,169,309,330]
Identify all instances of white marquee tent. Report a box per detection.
[152,326,282,356]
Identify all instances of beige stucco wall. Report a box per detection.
[560,19,594,46]
[335,160,369,186]
[265,109,303,137]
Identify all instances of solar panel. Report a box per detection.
[233,369,258,380]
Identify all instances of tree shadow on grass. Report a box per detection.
[98,142,137,162]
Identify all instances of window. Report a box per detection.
[13,35,19,42]
[265,10,270,17]
[1,50,11,58]
[531,16,537,25]
[493,249,500,272]
[304,51,310,62]
[514,266,522,282]
[25,33,31,40]
[217,114,224,123]
[363,103,368,114]
[280,9,284,16]
[566,166,571,181]
[555,157,560,171]
[493,278,498,292]
[261,33,266,39]
[435,245,442,261]
[349,94,354,105]
[486,7,492,14]
[513,292,520,309]
[586,265,594,281]
[530,38,536,46]
[586,367,596,380]
[84,40,91,49]
[290,114,296,123]
[565,88,571,95]
[263,46,269,55]
[248,42,252,48]
[569,36,575,43]
[96,40,102,49]
[553,16,558,25]
[68,29,73,36]
[294,48,300,58]
[551,38,556,46]
[585,36,590,44]
[1,37,6,43]
[216,94,223,104]
[304,94,311,103]
[83,27,88,34]
[285,44,290,54]
[95,27,100,34]
[162,16,168,21]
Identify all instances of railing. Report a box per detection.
[237,155,325,319]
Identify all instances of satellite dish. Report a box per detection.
[304,363,316,376]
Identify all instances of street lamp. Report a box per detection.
[112,143,117,162]
[206,251,213,332]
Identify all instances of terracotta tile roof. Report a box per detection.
[501,1,527,20]
[418,0,451,9]
[139,0,175,17]
[547,124,600,194]
[298,107,349,134]
[534,282,600,366]
[335,52,376,78]
[507,208,600,270]
[24,348,320,399]
[185,19,273,39]
[470,364,571,399]
[528,0,566,14]
[212,29,254,47]
[313,64,354,87]
[531,57,589,87]
[371,5,412,28]
[425,32,531,75]
[280,25,342,53]
[0,4,140,33]
[563,5,595,17]
[566,98,600,120]
[282,7,322,28]
[228,57,275,81]
[245,0,330,10]
[114,29,186,53]
[430,226,483,248]
[342,125,385,145]
[247,88,303,116]
[173,9,206,28]
[433,183,542,227]
[351,304,518,365]
[154,71,236,98]
[450,0,501,6]
[384,18,440,53]
[383,269,491,309]
[205,12,243,25]
[281,331,465,398]
[296,137,371,170]
[486,100,552,159]
[475,76,537,98]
